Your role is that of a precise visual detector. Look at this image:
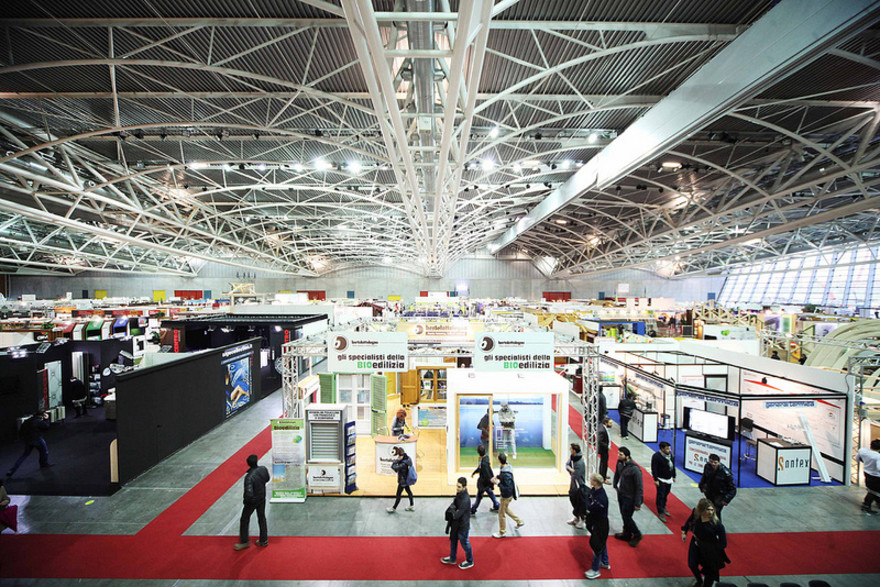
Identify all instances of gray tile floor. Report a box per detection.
[3,388,879,585]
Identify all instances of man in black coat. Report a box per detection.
[598,417,612,482]
[69,377,88,417]
[699,454,737,522]
[234,454,270,550]
[470,444,500,514]
[618,391,636,439]
[651,441,676,522]
[613,446,643,547]
[7,411,52,477]
[442,477,474,569]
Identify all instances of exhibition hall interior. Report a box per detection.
[2,0,880,585]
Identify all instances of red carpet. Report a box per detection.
[2,409,880,580]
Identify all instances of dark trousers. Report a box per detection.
[620,416,631,438]
[864,473,880,509]
[393,484,414,508]
[617,495,641,539]
[448,529,473,563]
[9,439,50,474]
[687,539,720,587]
[239,500,268,543]
[656,481,672,513]
[471,485,500,512]
[598,449,609,481]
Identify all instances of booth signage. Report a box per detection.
[270,418,307,502]
[473,332,554,372]
[677,390,740,408]
[307,410,341,421]
[375,441,417,476]
[327,331,408,373]
[416,405,447,428]
[684,435,732,473]
[776,447,812,485]
[307,465,341,488]
[396,320,482,342]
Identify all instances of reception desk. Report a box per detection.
[757,438,812,485]
[374,435,418,475]
[630,406,658,443]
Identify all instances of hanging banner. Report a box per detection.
[327,331,408,373]
[396,320,483,342]
[473,332,554,372]
[270,418,307,503]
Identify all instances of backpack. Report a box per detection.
[406,463,418,486]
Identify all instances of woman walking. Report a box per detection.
[584,473,610,579]
[681,497,730,587]
[566,442,587,528]
[386,446,415,513]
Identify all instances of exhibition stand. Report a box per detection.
[757,438,812,485]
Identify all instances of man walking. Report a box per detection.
[856,439,880,514]
[651,441,676,522]
[613,446,643,547]
[442,477,474,569]
[598,417,612,482]
[6,411,52,478]
[234,454,270,550]
[698,454,736,522]
[492,452,524,538]
[470,444,500,514]
[618,391,635,439]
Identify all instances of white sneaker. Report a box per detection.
[585,569,600,579]
[492,532,505,538]
[600,563,611,570]
[567,517,578,526]
[405,505,415,511]
[386,507,396,513]
[575,520,586,529]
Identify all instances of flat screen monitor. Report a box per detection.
[683,407,735,440]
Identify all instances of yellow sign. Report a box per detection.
[388,295,401,301]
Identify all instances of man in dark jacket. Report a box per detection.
[442,477,474,569]
[598,390,608,422]
[68,377,89,417]
[234,454,270,550]
[613,446,643,547]
[617,391,636,439]
[699,454,736,521]
[6,411,51,477]
[598,417,612,482]
[470,444,499,514]
[651,441,676,522]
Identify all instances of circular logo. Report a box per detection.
[480,336,495,352]
[413,324,426,335]
[333,335,348,351]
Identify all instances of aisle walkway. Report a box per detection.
[1,388,879,585]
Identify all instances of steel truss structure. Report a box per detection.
[1,2,880,280]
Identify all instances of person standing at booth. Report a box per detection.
[566,443,587,529]
[234,454,269,550]
[856,439,880,514]
[470,444,499,515]
[68,376,89,417]
[651,441,676,523]
[390,409,410,437]
[442,477,474,569]
[698,454,736,522]
[387,446,415,513]
[618,391,635,439]
[598,417,612,482]
[613,446,643,547]
[6,411,52,478]
[681,498,730,587]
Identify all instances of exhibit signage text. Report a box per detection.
[473,332,554,372]
[684,435,731,473]
[327,331,408,373]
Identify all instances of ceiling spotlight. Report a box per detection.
[347,161,362,174]
[489,126,500,139]
[481,159,495,171]
[313,158,332,171]
[512,163,522,174]
[523,160,541,168]
[555,219,568,225]
[588,132,598,143]
[257,163,267,171]
[661,161,682,172]
[562,159,572,170]
[292,162,305,172]
[191,162,209,170]
[223,164,233,171]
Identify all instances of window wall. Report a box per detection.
[719,245,880,308]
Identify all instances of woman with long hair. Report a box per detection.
[387,446,415,513]
[681,497,730,587]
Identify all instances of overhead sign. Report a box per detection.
[327,331,408,373]
[473,332,554,372]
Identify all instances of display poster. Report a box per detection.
[344,421,358,494]
[327,331,408,373]
[307,465,342,489]
[396,320,484,342]
[222,343,254,417]
[473,332,554,372]
[270,418,307,502]
[416,405,447,428]
[684,434,732,473]
[775,446,812,485]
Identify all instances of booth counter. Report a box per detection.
[757,438,812,485]
[374,434,418,475]
[630,405,658,443]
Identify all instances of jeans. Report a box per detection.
[471,486,500,512]
[393,484,414,508]
[656,481,672,513]
[239,500,268,543]
[863,473,880,509]
[449,529,473,563]
[620,416,631,438]
[617,495,641,539]
[590,547,609,572]
[9,438,50,474]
